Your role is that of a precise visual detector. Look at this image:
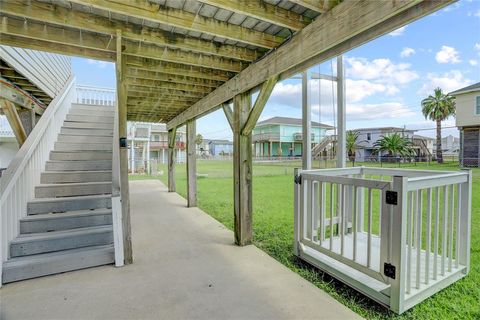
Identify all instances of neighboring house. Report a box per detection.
[412,134,435,159]
[450,82,480,167]
[432,135,460,158]
[127,122,186,173]
[197,138,210,157]
[208,139,233,156]
[353,127,415,161]
[0,116,18,174]
[252,116,332,157]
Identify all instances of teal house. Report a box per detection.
[252,117,333,157]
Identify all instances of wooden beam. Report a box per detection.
[167,127,177,192]
[115,30,133,265]
[126,94,198,104]
[290,0,329,13]
[197,0,311,30]
[222,103,234,132]
[233,91,252,246]
[0,17,243,73]
[1,99,27,145]
[69,0,283,49]
[0,33,115,62]
[167,0,452,129]
[126,57,234,82]
[126,86,205,99]
[186,119,197,207]
[1,0,260,61]
[123,41,244,73]
[336,55,346,168]
[0,76,46,115]
[126,78,213,94]
[241,75,278,136]
[126,68,224,88]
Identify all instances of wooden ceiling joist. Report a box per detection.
[68,0,283,49]
[291,0,330,13]
[127,86,206,99]
[1,0,260,61]
[126,78,213,94]
[125,57,234,82]
[0,17,244,73]
[197,0,311,30]
[126,69,224,88]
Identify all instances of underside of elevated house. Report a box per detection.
[1,0,469,316]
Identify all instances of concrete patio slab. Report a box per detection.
[1,180,362,320]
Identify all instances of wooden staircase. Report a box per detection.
[2,104,116,283]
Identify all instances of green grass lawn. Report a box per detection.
[130,160,480,319]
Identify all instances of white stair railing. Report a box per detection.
[76,85,116,106]
[111,102,124,267]
[0,76,76,286]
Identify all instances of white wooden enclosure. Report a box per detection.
[294,167,472,314]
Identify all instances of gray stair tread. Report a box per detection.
[37,181,112,188]
[29,194,112,204]
[13,225,113,242]
[3,244,113,267]
[42,170,112,174]
[21,208,112,221]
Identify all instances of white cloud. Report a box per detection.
[400,47,415,58]
[311,102,415,121]
[389,26,406,37]
[435,46,461,64]
[86,59,112,69]
[474,9,480,17]
[469,59,478,66]
[418,70,472,96]
[475,43,480,51]
[346,79,388,102]
[346,57,419,85]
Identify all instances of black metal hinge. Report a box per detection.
[294,174,302,185]
[119,137,127,148]
[384,263,396,279]
[385,191,398,205]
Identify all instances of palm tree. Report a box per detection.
[421,87,456,164]
[346,130,361,166]
[373,133,414,162]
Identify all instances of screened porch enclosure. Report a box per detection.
[294,167,472,314]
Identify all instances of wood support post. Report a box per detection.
[1,100,27,146]
[222,103,234,131]
[233,91,252,246]
[186,119,197,207]
[168,127,177,192]
[302,70,311,169]
[116,30,133,264]
[336,55,346,168]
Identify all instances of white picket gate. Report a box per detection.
[294,167,472,314]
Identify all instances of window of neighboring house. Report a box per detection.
[367,133,371,141]
[476,96,480,115]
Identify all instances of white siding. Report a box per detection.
[0,46,71,99]
[455,91,480,127]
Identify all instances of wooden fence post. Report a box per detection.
[186,119,197,207]
[168,127,177,192]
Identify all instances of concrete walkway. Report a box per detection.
[1,180,361,320]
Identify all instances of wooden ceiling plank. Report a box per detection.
[126,68,223,88]
[69,0,283,49]
[1,0,259,61]
[126,78,213,94]
[197,0,310,30]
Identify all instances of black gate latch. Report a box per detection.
[294,174,302,185]
[384,263,396,279]
[385,191,398,205]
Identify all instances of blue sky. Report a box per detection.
[72,0,480,140]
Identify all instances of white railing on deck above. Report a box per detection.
[76,84,116,106]
[0,116,14,137]
[0,76,76,286]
